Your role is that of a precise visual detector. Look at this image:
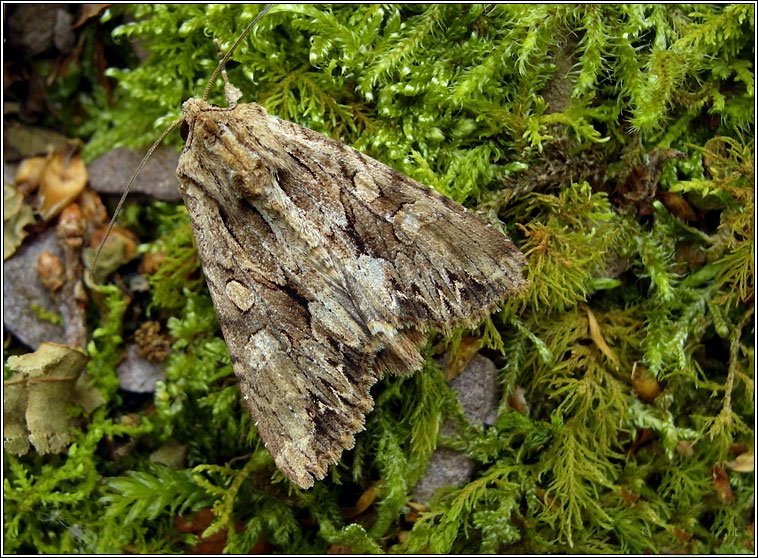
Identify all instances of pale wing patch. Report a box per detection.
[225,280,254,312]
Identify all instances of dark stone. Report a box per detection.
[412,354,500,504]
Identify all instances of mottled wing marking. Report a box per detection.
[176,98,526,488]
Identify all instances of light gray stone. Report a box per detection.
[88,146,182,202]
[117,344,166,393]
[3,229,66,349]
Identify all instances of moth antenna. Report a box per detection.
[213,38,243,108]
[202,4,274,102]
[93,4,273,276]
[91,118,182,275]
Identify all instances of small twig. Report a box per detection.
[3,376,77,386]
[56,204,89,349]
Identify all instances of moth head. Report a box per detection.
[179,98,213,147]
[180,120,190,142]
[178,98,243,162]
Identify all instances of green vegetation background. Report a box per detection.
[5,4,754,553]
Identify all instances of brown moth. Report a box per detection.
[176,95,526,487]
[114,7,527,489]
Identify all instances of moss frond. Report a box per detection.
[9,4,752,554]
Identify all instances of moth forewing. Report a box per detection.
[175,96,526,488]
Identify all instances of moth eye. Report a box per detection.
[180,121,190,142]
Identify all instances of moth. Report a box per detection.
[111,7,527,489]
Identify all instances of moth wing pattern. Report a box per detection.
[176,98,526,488]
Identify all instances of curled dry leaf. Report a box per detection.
[620,488,640,506]
[326,544,355,554]
[72,3,111,28]
[149,440,188,469]
[38,150,88,221]
[174,508,265,554]
[711,465,735,504]
[726,452,754,472]
[672,527,694,544]
[585,304,620,369]
[658,191,697,222]
[138,250,167,275]
[86,225,139,282]
[627,428,655,455]
[443,335,484,380]
[14,155,48,194]
[508,385,530,415]
[343,483,379,518]
[631,362,661,403]
[3,342,89,455]
[3,183,36,260]
[55,203,90,348]
[77,187,108,228]
[405,501,429,523]
[174,509,229,554]
[676,440,695,458]
[37,250,65,292]
[404,510,422,523]
[730,442,749,454]
[57,203,87,244]
[406,501,430,513]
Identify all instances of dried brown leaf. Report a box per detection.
[585,305,620,369]
[725,453,754,472]
[444,336,484,380]
[15,155,48,194]
[658,191,697,222]
[711,465,735,504]
[3,183,36,260]
[85,225,139,281]
[37,250,65,291]
[138,250,167,275]
[631,363,661,403]
[343,483,379,518]
[150,440,188,469]
[72,4,111,28]
[406,501,430,513]
[38,150,88,221]
[77,187,108,227]
[507,385,530,414]
[327,544,354,554]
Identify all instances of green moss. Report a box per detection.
[6,4,753,553]
[30,303,63,327]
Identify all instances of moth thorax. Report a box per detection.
[229,154,274,198]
